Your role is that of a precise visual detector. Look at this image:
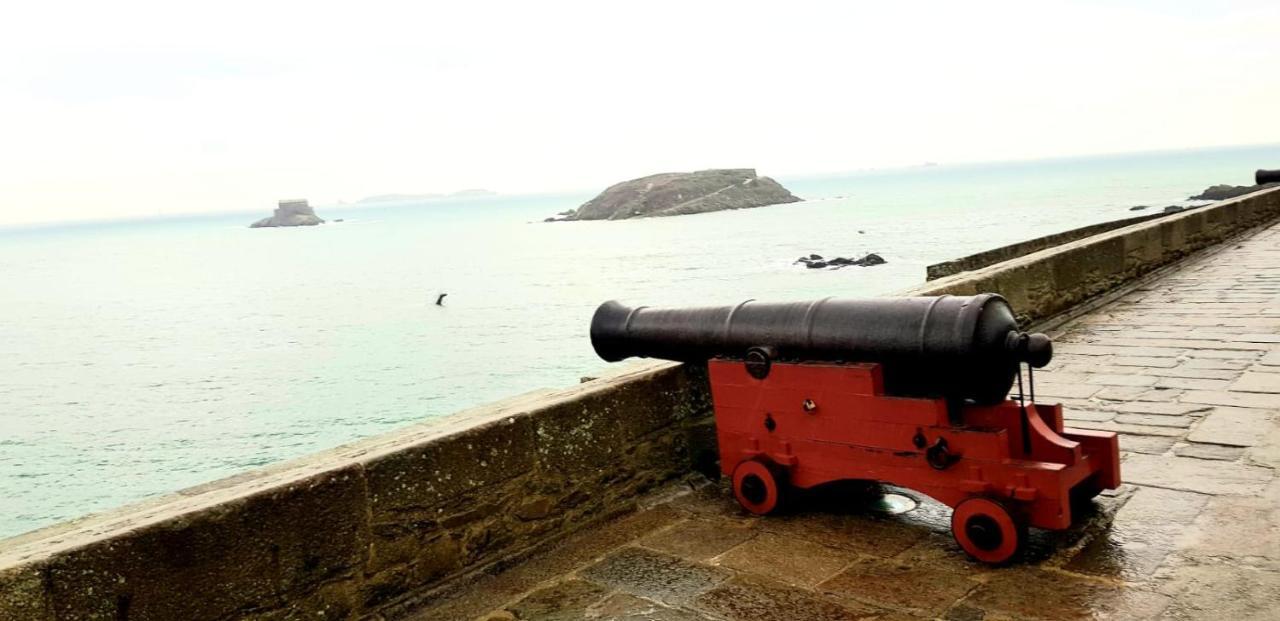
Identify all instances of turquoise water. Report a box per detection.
[1,144,1277,539]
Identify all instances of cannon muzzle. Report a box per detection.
[591,294,1051,405]
[1257,169,1280,185]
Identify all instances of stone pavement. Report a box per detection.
[401,223,1280,621]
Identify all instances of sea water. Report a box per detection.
[1,144,1277,538]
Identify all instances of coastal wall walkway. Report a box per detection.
[403,220,1280,620]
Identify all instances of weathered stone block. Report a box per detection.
[1187,407,1275,447]
[242,578,360,621]
[503,578,610,619]
[363,415,537,524]
[580,547,729,605]
[1121,453,1273,495]
[641,518,755,562]
[963,568,1171,620]
[0,564,53,621]
[819,556,978,617]
[716,532,853,588]
[46,465,369,621]
[1064,486,1207,581]
[589,592,711,620]
[1230,371,1280,394]
[694,575,874,621]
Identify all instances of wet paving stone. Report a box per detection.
[1062,409,1118,423]
[1118,435,1178,456]
[1186,406,1275,447]
[693,575,879,621]
[579,547,730,605]
[818,555,980,617]
[1180,390,1280,410]
[1229,372,1280,394]
[1120,453,1273,495]
[1064,487,1208,581]
[1033,383,1102,399]
[753,508,929,559]
[1152,561,1280,620]
[640,517,756,562]
[891,531,1003,577]
[1172,442,1245,461]
[963,568,1172,620]
[587,593,714,620]
[716,531,856,588]
[1178,492,1280,564]
[666,482,746,518]
[1114,413,1193,428]
[407,506,684,621]
[1109,402,1210,416]
[503,579,611,621]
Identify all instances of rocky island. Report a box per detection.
[249,199,324,228]
[548,169,801,221]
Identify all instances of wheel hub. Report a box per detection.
[965,514,1003,551]
[740,474,767,504]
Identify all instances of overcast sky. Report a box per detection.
[2,0,1278,225]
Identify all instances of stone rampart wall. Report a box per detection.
[910,187,1280,325]
[924,212,1165,280]
[0,362,714,620]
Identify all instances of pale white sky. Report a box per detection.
[2,0,1278,225]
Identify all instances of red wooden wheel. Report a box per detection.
[732,460,788,515]
[951,497,1026,565]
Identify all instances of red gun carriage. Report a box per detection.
[592,294,1120,564]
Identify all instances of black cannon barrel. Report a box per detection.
[1257,169,1280,185]
[591,294,1051,405]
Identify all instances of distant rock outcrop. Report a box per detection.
[796,253,886,269]
[1188,183,1278,201]
[250,200,324,228]
[552,169,801,221]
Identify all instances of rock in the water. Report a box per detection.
[250,200,324,228]
[798,252,885,269]
[1129,205,1149,211]
[1188,183,1278,201]
[1162,205,1186,214]
[808,254,823,260]
[555,169,801,221]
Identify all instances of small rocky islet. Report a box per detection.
[546,168,801,221]
[249,199,324,228]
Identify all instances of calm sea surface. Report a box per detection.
[2,144,1278,538]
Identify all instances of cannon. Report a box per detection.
[1258,169,1280,185]
[591,294,1120,564]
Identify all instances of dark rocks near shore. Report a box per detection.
[1188,183,1279,201]
[796,253,886,269]
[549,169,801,221]
[1121,180,1280,216]
[250,200,324,228]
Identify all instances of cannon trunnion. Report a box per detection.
[591,294,1121,564]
